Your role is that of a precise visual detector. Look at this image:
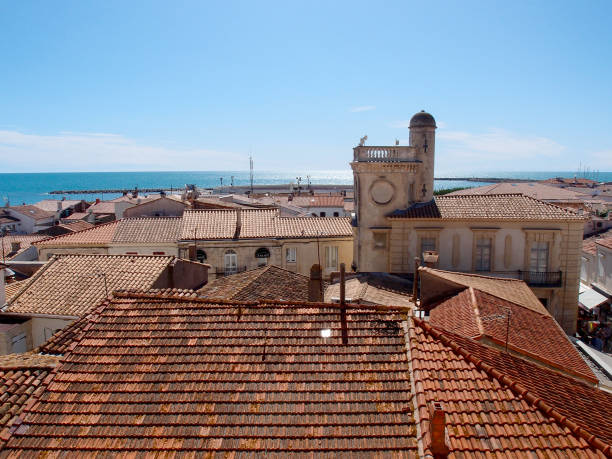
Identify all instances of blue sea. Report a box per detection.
[0,170,611,205]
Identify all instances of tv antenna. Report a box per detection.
[249,154,254,195]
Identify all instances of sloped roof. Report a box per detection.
[0,353,60,448]
[597,236,612,250]
[2,292,417,455]
[1,235,47,260]
[56,221,94,233]
[4,254,174,316]
[4,281,27,303]
[449,182,585,202]
[35,218,181,247]
[409,318,610,457]
[429,288,596,382]
[198,265,310,302]
[420,267,548,314]
[32,200,83,212]
[7,206,55,221]
[389,194,584,220]
[34,221,119,247]
[325,277,413,307]
[181,209,352,240]
[112,217,181,243]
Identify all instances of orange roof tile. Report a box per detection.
[4,281,26,302]
[1,235,47,260]
[34,221,119,247]
[389,194,585,220]
[112,217,181,243]
[597,236,612,250]
[198,265,311,302]
[7,205,55,221]
[56,221,94,232]
[409,317,611,457]
[0,353,60,448]
[449,182,586,202]
[2,293,417,455]
[420,267,548,314]
[4,254,175,317]
[325,277,413,307]
[181,209,352,240]
[430,288,596,382]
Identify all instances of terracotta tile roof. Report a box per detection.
[4,254,175,317]
[181,209,352,240]
[583,229,612,255]
[1,235,47,260]
[37,316,87,355]
[32,200,83,212]
[4,281,27,303]
[198,265,310,302]
[2,293,417,455]
[112,217,181,243]
[34,221,119,247]
[291,195,345,208]
[597,236,612,250]
[325,277,413,307]
[408,317,611,457]
[420,267,549,314]
[389,194,585,220]
[88,201,117,214]
[0,353,60,448]
[61,212,88,221]
[449,182,586,202]
[429,288,596,382]
[7,206,55,221]
[35,218,181,247]
[56,221,94,233]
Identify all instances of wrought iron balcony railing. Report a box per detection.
[518,270,562,287]
[215,266,247,277]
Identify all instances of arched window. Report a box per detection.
[224,249,237,274]
[196,249,207,263]
[255,247,270,266]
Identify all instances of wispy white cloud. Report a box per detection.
[350,105,376,113]
[437,128,565,161]
[0,130,247,172]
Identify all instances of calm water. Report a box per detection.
[0,170,610,205]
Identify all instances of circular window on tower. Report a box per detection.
[370,179,395,205]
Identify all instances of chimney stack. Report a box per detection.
[10,242,20,253]
[308,264,323,302]
[430,402,450,458]
[95,198,101,204]
[57,200,62,212]
[0,264,6,307]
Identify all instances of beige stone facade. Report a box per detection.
[351,111,585,334]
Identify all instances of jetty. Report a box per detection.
[48,177,537,196]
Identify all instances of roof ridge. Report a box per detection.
[420,266,525,283]
[112,290,412,312]
[468,287,485,337]
[2,255,58,307]
[411,317,611,456]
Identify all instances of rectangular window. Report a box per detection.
[420,237,436,258]
[373,233,387,249]
[325,246,338,270]
[125,252,138,255]
[475,238,492,271]
[529,241,549,272]
[320,211,326,217]
[153,251,165,255]
[286,247,297,263]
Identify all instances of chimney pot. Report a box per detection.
[430,402,450,458]
[308,264,323,302]
[95,198,100,204]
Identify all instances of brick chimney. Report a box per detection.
[430,402,450,458]
[308,264,323,302]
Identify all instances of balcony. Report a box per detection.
[518,270,562,287]
[353,146,417,163]
[215,265,247,277]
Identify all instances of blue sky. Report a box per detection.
[1,0,611,174]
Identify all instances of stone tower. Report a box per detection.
[350,110,436,272]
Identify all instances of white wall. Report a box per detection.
[31,317,75,348]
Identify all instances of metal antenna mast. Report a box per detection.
[249,154,254,195]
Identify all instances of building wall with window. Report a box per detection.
[179,237,352,280]
[384,218,583,334]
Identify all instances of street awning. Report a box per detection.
[579,283,609,311]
